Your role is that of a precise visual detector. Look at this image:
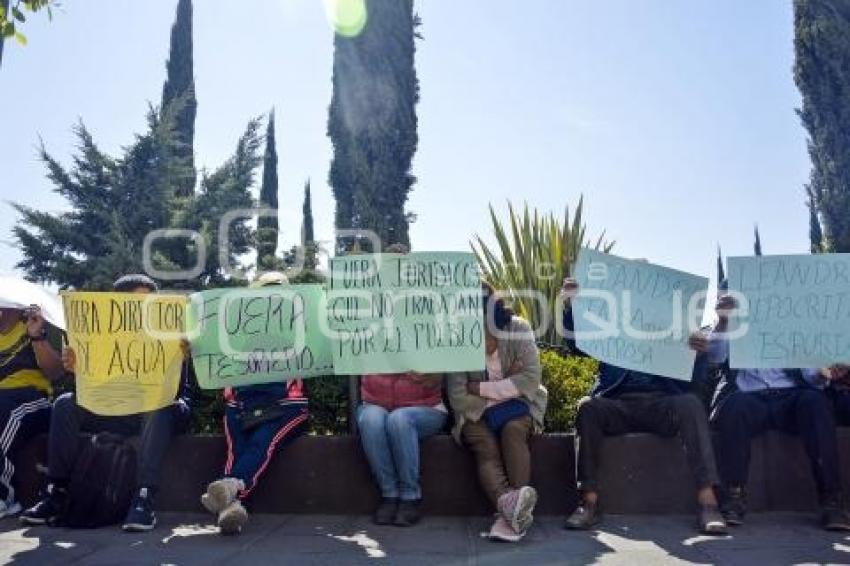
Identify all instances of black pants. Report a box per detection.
[47,392,190,490]
[575,393,719,493]
[0,387,51,503]
[831,389,850,427]
[712,387,841,498]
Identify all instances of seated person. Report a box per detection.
[356,370,446,527]
[0,303,63,518]
[21,274,195,532]
[709,293,850,530]
[447,282,547,543]
[561,277,726,535]
[825,366,850,425]
[199,272,309,535]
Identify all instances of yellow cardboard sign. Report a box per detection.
[61,292,187,416]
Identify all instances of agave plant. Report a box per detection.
[471,198,614,345]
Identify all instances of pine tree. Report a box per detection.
[161,0,197,197]
[794,0,850,253]
[13,107,189,289]
[13,109,262,289]
[257,109,279,271]
[327,0,420,252]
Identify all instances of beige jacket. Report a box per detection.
[446,317,548,443]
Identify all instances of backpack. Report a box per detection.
[62,432,137,528]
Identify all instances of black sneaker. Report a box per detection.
[122,488,156,532]
[720,487,746,526]
[393,499,421,527]
[564,501,600,530]
[20,485,67,526]
[821,494,850,531]
[373,498,398,526]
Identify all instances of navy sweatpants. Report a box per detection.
[0,387,51,504]
[223,405,307,499]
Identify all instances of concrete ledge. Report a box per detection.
[13,430,850,516]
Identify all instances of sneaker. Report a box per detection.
[20,485,67,526]
[720,487,746,527]
[488,514,523,542]
[0,500,22,519]
[821,495,850,531]
[201,478,244,516]
[217,500,248,536]
[393,499,421,527]
[497,486,538,535]
[373,498,398,526]
[564,500,600,530]
[698,504,727,535]
[122,488,156,532]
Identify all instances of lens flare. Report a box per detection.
[323,0,368,37]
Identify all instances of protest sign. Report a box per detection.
[188,285,334,389]
[327,252,485,374]
[727,253,850,369]
[571,249,708,380]
[61,292,187,416]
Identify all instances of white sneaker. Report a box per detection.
[488,514,523,542]
[497,486,538,535]
[201,478,244,515]
[217,501,248,535]
[0,500,22,519]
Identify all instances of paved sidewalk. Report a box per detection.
[0,512,848,565]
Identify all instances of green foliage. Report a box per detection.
[0,0,56,63]
[540,349,597,432]
[307,376,351,435]
[472,198,613,344]
[257,109,280,272]
[794,0,850,253]
[328,0,420,252]
[302,179,317,270]
[160,0,196,197]
[13,104,262,290]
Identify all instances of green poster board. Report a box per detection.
[572,249,708,381]
[727,253,850,369]
[189,285,333,389]
[328,252,485,374]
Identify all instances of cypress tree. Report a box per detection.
[302,179,314,245]
[753,225,762,256]
[794,0,850,252]
[161,0,197,197]
[327,0,420,252]
[716,245,726,289]
[302,179,316,270]
[257,109,279,271]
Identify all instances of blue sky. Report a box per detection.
[0,0,810,290]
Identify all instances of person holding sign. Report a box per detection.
[447,282,548,543]
[21,275,196,532]
[357,370,446,526]
[198,272,310,536]
[561,277,726,535]
[0,304,63,518]
[708,292,850,531]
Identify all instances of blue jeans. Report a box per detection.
[356,403,447,501]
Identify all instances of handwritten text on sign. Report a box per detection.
[572,249,708,381]
[328,252,485,374]
[61,292,187,416]
[189,286,334,388]
[727,253,850,369]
